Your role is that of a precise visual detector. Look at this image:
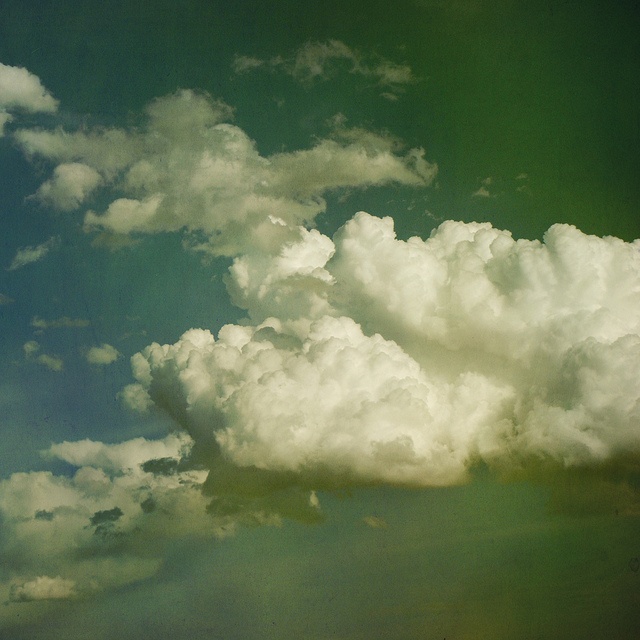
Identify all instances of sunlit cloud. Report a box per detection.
[0,62,58,135]
[85,343,121,365]
[15,89,436,256]
[7,236,60,271]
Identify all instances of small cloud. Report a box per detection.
[7,236,60,271]
[23,340,40,357]
[362,515,388,529]
[515,173,531,195]
[471,177,494,198]
[36,353,64,372]
[234,40,416,95]
[86,343,120,365]
[23,340,63,371]
[33,162,102,211]
[32,316,90,330]
[9,576,76,602]
[0,293,15,305]
[232,55,265,73]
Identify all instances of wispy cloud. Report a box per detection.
[31,316,90,330]
[0,292,14,305]
[233,40,417,96]
[471,173,532,199]
[471,176,493,198]
[23,340,64,371]
[7,236,60,270]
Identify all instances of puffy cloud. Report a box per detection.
[33,162,102,210]
[0,62,58,135]
[86,343,121,365]
[7,236,60,270]
[9,576,76,602]
[125,212,640,493]
[16,90,435,256]
[0,433,232,602]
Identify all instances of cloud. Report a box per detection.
[472,176,493,198]
[362,515,388,529]
[0,62,58,135]
[16,89,435,256]
[35,353,64,372]
[0,433,240,601]
[9,576,76,602]
[234,40,417,94]
[22,340,64,371]
[31,316,90,329]
[0,431,319,609]
[33,162,102,210]
[232,55,265,73]
[0,293,15,305]
[124,212,640,493]
[86,343,121,365]
[7,236,60,270]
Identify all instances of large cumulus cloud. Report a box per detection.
[125,212,640,490]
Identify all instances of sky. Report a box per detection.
[0,0,639,638]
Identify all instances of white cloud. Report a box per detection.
[34,162,102,210]
[86,343,121,365]
[9,576,76,602]
[16,90,436,256]
[7,236,60,270]
[44,433,191,473]
[125,212,640,491]
[0,62,58,135]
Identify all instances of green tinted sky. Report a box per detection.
[1,1,639,638]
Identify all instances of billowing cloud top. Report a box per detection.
[3,60,639,615]
[124,212,640,488]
